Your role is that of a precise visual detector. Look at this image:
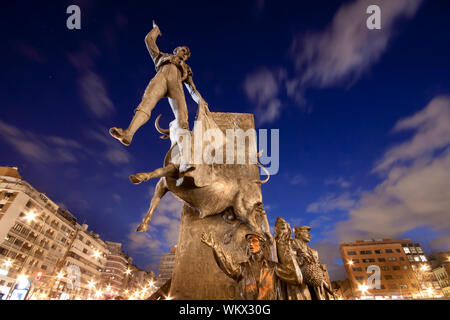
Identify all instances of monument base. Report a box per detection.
[169,205,254,299]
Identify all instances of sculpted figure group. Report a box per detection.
[110,21,336,301]
[201,218,339,300]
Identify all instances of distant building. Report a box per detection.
[103,241,132,295]
[340,238,443,299]
[0,166,128,300]
[155,247,176,288]
[430,251,450,297]
[433,265,450,297]
[126,264,155,297]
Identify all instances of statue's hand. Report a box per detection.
[201,232,215,248]
[152,20,162,36]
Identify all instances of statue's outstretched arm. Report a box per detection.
[145,20,163,65]
[201,232,242,282]
[184,75,204,105]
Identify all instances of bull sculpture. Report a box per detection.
[130,103,272,243]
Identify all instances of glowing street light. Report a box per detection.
[358,284,369,295]
[165,295,173,300]
[25,210,37,222]
[3,259,12,268]
[106,285,112,291]
[57,272,64,280]
[95,290,103,298]
[88,280,96,288]
[420,264,430,272]
[125,268,132,275]
[348,260,354,265]
[148,280,155,287]
[92,250,101,259]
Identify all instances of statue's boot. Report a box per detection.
[109,110,150,146]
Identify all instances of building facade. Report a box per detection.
[0,166,136,300]
[103,241,132,296]
[340,239,442,299]
[155,247,176,289]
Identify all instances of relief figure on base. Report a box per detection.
[201,232,299,300]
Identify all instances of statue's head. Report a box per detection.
[274,217,291,241]
[245,233,265,255]
[173,46,191,61]
[293,226,312,243]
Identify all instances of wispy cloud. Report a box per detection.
[336,96,450,248]
[0,120,82,164]
[307,192,356,213]
[325,177,352,188]
[68,43,116,119]
[244,0,423,123]
[291,0,423,88]
[243,68,284,125]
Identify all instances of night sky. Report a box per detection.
[1,0,449,280]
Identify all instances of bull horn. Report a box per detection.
[255,162,270,184]
[257,149,264,158]
[155,114,170,135]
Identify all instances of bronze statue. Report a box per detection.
[274,217,311,300]
[201,231,298,300]
[109,20,203,173]
[293,226,337,300]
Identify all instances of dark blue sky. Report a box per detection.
[1,0,449,280]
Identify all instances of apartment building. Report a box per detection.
[340,238,442,299]
[102,241,132,296]
[0,166,131,300]
[155,247,176,289]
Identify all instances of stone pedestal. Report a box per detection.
[169,112,270,299]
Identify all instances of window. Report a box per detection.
[360,250,372,255]
[374,250,382,254]
[407,255,414,262]
[392,266,400,271]
[410,247,417,253]
[414,256,420,262]
[403,247,410,254]
[347,251,356,255]
[417,247,424,253]
[385,275,393,280]
[42,265,48,270]
[362,258,375,263]
[389,284,398,290]
[83,248,88,254]
[352,267,363,272]
[355,276,364,280]
[378,258,386,262]
[78,235,84,241]
[400,257,405,261]
[420,255,427,262]
[396,249,401,253]
[388,257,397,262]
[352,259,360,263]
[403,265,408,270]
[385,249,393,253]
[399,284,408,289]
[381,266,389,271]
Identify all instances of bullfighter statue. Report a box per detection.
[109,20,203,173]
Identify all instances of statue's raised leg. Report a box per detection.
[136,178,169,232]
[110,72,167,146]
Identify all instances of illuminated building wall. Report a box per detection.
[0,166,126,300]
[340,239,443,299]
